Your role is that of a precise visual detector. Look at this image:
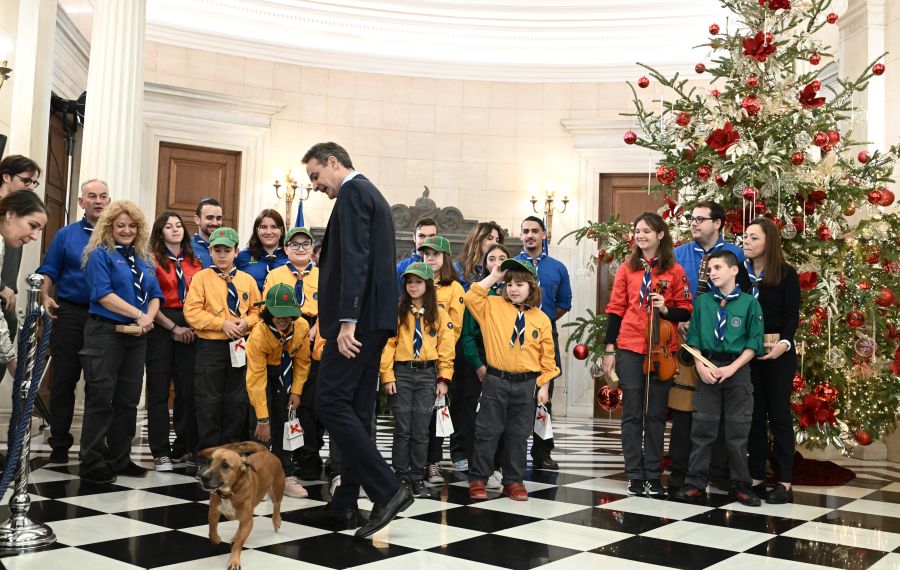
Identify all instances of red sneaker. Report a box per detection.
[502,482,529,501]
[469,480,488,501]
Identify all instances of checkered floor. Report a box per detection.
[1,418,900,569]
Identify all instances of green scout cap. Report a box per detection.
[418,235,451,255]
[255,283,302,317]
[284,226,313,246]
[402,261,435,281]
[501,258,537,277]
[209,227,240,248]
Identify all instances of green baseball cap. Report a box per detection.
[418,235,451,255]
[402,261,435,281]
[284,226,313,246]
[501,258,537,277]
[255,283,302,317]
[208,227,240,248]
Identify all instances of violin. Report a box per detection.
[643,280,677,382]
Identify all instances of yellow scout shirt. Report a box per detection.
[263,263,319,319]
[435,280,465,340]
[380,306,455,383]
[245,318,311,419]
[184,267,261,340]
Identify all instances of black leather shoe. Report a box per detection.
[298,505,359,530]
[114,461,148,478]
[80,466,117,484]
[48,447,69,463]
[355,484,414,538]
[765,483,793,504]
[535,457,559,470]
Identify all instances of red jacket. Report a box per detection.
[605,260,693,354]
[154,254,203,309]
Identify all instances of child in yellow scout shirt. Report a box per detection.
[465,259,559,502]
[380,262,455,498]
[418,235,464,484]
[246,283,311,498]
[184,227,261,458]
[263,227,325,479]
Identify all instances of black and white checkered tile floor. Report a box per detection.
[1,418,899,569]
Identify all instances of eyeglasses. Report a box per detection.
[687,215,712,225]
[15,175,40,188]
[287,241,313,251]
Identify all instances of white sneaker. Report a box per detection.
[330,475,341,497]
[154,456,174,472]
[487,470,503,489]
[284,476,308,498]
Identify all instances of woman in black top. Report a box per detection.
[743,217,801,504]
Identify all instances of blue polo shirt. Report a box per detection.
[36,217,94,305]
[396,251,421,294]
[192,234,213,268]
[674,237,745,298]
[236,247,289,291]
[514,251,572,323]
[85,246,164,324]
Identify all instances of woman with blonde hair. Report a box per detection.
[79,200,163,484]
[454,222,505,291]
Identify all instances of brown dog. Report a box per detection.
[197,441,286,570]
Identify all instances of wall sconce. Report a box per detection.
[529,182,570,241]
[0,40,11,92]
[272,166,311,226]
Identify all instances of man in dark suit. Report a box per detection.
[302,142,412,539]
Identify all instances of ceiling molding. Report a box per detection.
[144,82,285,128]
[52,8,91,100]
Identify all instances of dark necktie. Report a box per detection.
[213,266,241,317]
[411,306,424,358]
[116,244,147,306]
[713,286,742,345]
[509,303,526,349]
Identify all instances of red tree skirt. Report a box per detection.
[786,451,856,486]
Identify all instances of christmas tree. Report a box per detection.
[564,0,899,452]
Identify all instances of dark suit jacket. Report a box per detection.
[318,173,398,339]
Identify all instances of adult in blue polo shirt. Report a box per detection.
[79,200,163,484]
[37,179,111,463]
[192,197,223,268]
[516,215,572,470]
[395,216,437,294]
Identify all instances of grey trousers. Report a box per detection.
[470,373,535,484]
[616,349,672,480]
[685,360,754,488]
[390,365,438,481]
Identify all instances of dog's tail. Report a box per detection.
[195,441,269,458]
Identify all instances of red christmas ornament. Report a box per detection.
[857,150,870,164]
[844,202,857,216]
[741,96,762,116]
[742,186,758,201]
[867,189,883,205]
[822,144,833,154]
[573,344,589,360]
[791,215,805,232]
[855,430,873,446]
[597,386,623,412]
[813,383,838,404]
[755,199,767,214]
[865,247,881,265]
[656,165,677,185]
[809,80,821,91]
[697,165,712,180]
[809,53,821,65]
[710,89,721,99]
[815,306,828,321]
[624,130,638,145]
[638,76,650,88]
[746,75,759,88]
[715,175,728,187]
[709,23,720,35]
[791,152,805,165]
[827,130,841,145]
[798,271,818,290]
[878,189,895,207]
[872,63,885,76]
[695,63,706,74]
[675,111,691,127]
[826,12,838,24]
[816,224,832,241]
[846,310,865,328]
[792,372,806,393]
[858,280,871,290]
[813,132,829,147]
[875,288,895,307]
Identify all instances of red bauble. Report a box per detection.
[804,201,816,214]
[867,189,883,205]
[791,215,805,232]
[813,383,838,404]
[875,288,896,307]
[792,372,806,393]
[844,202,857,216]
[858,280,871,291]
[826,12,838,24]
[656,165,677,185]
[809,53,821,65]
[865,248,881,265]
[638,76,650,88]
[755,199,767,214]
[872,63,885,76]
[798,271,817,290]
[573,344,589,360]
[597,385,623,412]
[742,186,758,200]
[746,75,759,88]
[710,89,721,99]
[879,189,895,207]
[697,165,712,180]
[675,111,691,127]
[624,131,638,145]
[791,152,805,165]
[846,310,865,328]
[715,175,727,187]
[817,224,832,241]
[695,63,706,74]
[855,430,873,446]
[813,132,829,147]
[709,23,720,35]
[857,150,870,164]
[828,130,841,144]
[741,96,761,116]
[815,306,829,321]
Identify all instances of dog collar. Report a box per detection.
[213,487,234,499]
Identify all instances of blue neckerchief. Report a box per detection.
[507,300,528,349]
[744,260,764,299]
[287,261,314,307]
[411,306,424,358]
[712,285,742,345]
[115,244,146,306]
[267,323,294,391]
[639,257,658,307]
[167,250,186,303]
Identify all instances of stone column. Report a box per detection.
[78,0,147,203]
[839,0,887,151]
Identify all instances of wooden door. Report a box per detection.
[156,143,241,233]
[42,112,74,255]
[594,173,665,417]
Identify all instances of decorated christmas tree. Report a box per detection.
[565,0,899,451]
